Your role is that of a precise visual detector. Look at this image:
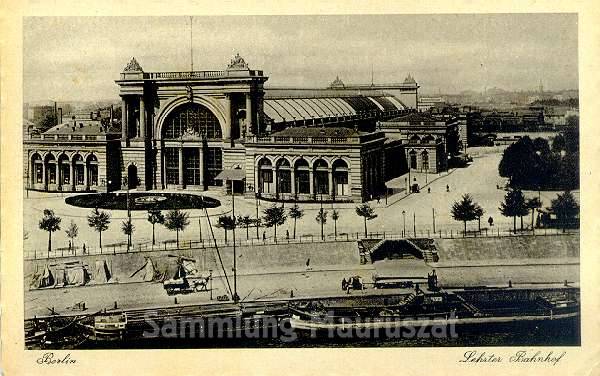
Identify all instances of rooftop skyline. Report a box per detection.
[24,14,578,102]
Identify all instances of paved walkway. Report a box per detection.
[25,255,579,319]
[24,146,579,255]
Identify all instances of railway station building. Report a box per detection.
[24,55,466,202]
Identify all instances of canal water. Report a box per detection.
[80,318,579,349]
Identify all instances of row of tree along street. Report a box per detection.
[37,201,380,257]
[451,190,579,234]
[38,188,578,257]
[216,203,371,244]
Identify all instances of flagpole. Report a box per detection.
[189,16,194,71]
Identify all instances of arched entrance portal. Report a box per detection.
[161,102,224,189]
[128,164,138,189]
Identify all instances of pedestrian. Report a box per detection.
[306,258,311,270]
[376,195,380,204]
[290,289,294,298]
[262,231,266,242]
[82,243,87,254]
[68,240,72,253]
[446,184,450,192]
[341,278,347,290]
[286,229,290,240]
[427,187,431,194]
[488,216,494,227]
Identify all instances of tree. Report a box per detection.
[87,208,111,250]
[262,205,287,239]
[474,204,485,232]
[355,203,377,238]
[288,204,304,239]
[37,112,58,132]
[498,136,537,188]
[445,124,462,156]
[237,215,253,240]
[331,209,340,238]
[526,197,543,230]
[451,194,478,235]
[217,215,236,243]
[163,209,190,248]
[499,189,528,233]
[550,191,579,232]
[315,208,328,240]
[39,209,61,257]
[65,220,79,251]
[551,134,567,154]
[532,137,551,156]
[121,219,135,251]
[147,209,165,246]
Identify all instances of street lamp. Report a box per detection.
[320,192,324,241]
[209,269,213,300]
[255,191,260,240]
[227,177,239,303]
[413,212,416,238]
[122,175,131,219]
[535,150,542,200]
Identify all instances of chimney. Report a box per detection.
[110,105,113,125]
[54,101,58,126]
[58,108,63,124]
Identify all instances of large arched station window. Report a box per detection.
[163,103,222,140]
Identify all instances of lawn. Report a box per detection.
[65,192,221,211]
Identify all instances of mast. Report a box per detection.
[201,195,233,298]
[231,180,238,302]
[371,63,374,86]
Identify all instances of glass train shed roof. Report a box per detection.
[263,92,406,123]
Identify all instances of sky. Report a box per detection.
[23,14,578,103]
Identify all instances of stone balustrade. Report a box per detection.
[142,69,264,80]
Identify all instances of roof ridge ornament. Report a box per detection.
[123,57,143,72]
[227,53,249,70]
[403,73,416,84]
[329,75,345,88]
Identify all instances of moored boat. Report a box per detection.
[289,287,580,335]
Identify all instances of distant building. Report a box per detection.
[417,97,445,112]
[26,105,55,123]
[379,113,459,174]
